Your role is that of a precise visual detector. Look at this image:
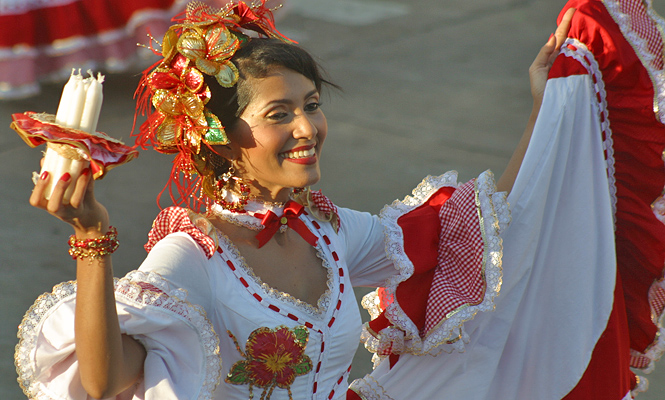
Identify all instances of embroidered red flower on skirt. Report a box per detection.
[226,326,313,399]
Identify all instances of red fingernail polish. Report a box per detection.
[81,168,90,176]
[40,171,49,180]
[60,172,71,182]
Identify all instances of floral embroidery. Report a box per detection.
[226,326,313,399]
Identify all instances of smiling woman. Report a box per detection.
[12,2,600,400]
[219,67,327,200]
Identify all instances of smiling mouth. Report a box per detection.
[280,147,316,160]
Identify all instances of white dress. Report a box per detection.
[15,171,507,400]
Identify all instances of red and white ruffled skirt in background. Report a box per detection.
[0,0,185,99]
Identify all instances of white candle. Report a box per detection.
[79,71,104,134]
[63,158,87,201]
[40,145,75,201]
[65,73,86,130]
[40,146,62,200]
[51,148,72,189]
[39,69,105,202]
[54,69,76,126]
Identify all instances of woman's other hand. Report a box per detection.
[29,166,109,236]
[530,7,576,107]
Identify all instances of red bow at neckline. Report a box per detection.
[254,200,318,248]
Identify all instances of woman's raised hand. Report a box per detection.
[496,7,577,194]
[529,7,576,106]
[29,166,109,235]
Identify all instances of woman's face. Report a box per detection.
[225,67,327,202]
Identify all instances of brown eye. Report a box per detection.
[267,112,288,121]
[304,102,321,112]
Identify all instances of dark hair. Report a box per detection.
[206,38,336,132]
[199,39,336,178]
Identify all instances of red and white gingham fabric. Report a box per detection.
[309,189,341,229]
[620,0,663,69]
[144,206,217,258]
[424,180,485,335]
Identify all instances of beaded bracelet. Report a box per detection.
[68,226,119,260]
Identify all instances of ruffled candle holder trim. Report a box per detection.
[11,111,139,180]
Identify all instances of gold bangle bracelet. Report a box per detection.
[68,226,119,260]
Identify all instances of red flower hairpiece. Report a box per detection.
[133,1,294,211]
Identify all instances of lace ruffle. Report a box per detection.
[216,226,334,319]
[378,171,461,290]
[646,204,665,375]
[604,0,665,123]
[631,374,650,398]
[630,328,665,374]
[15,270,222,400]
[15,280,77,398]
[629,275,665,373]
[348,375,395,400]
[363,170,508,356]
[560,38,618,218]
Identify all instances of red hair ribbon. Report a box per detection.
[255,201,318,248]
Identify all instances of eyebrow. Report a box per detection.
[267,89,320,106]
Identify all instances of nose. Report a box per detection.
[293,112,318,139]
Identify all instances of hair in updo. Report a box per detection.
[198,39,336,178]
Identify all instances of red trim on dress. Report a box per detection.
[219,214,346,398]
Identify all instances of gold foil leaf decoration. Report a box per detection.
[201,85,212,105]
[195,57,221,76]
[206,25,238,59]
[162,28,179,60]
[215,62,238,87]
[185,1,217,26]
[192,112,208,129]
[180,92,205,119]
[177,29,206,61]
[154,90,180,116]
[185,126,202,154]
[156,118,180,150]
[151,89,167,110]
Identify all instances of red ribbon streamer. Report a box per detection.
[254,201,318,248]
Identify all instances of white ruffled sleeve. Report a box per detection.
[349,171,509,399]
[16,231,222,400]
[338,207,400,288]
[358,171,509,357]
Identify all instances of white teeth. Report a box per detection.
[282,148,315,159]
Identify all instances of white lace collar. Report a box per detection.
[208,192,290,231]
